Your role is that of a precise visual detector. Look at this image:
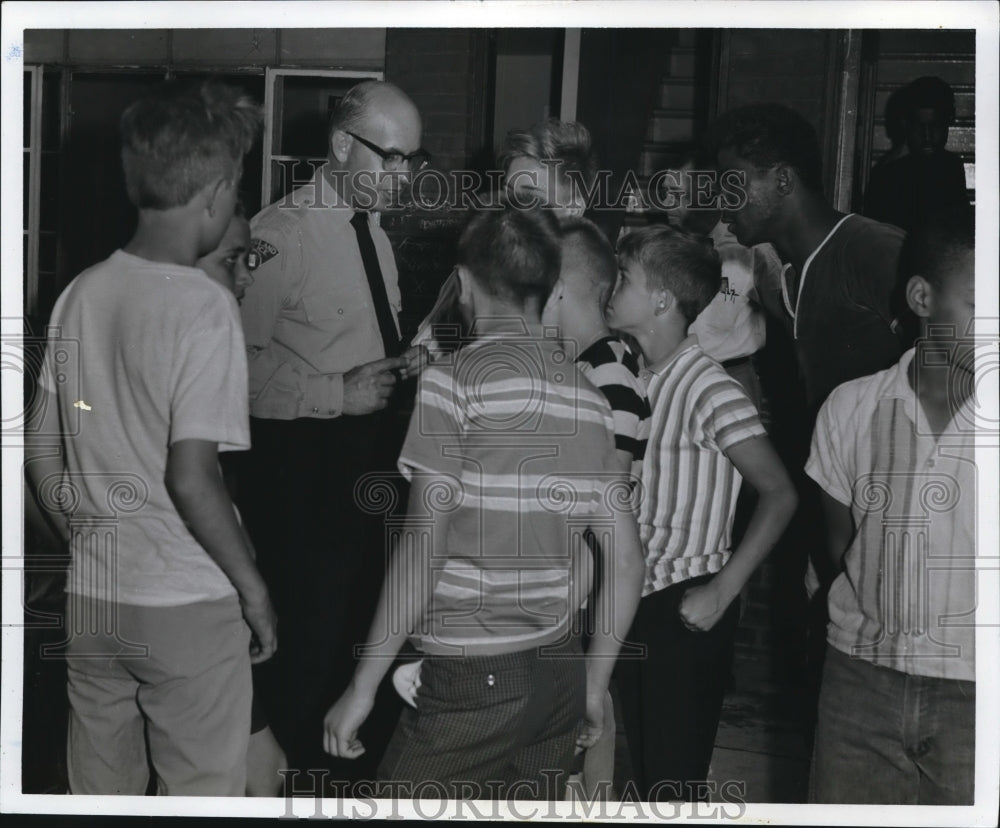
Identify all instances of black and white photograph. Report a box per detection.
[2,1,998,823]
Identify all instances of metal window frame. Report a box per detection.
[24,66,43,318]
[262,67,383,207]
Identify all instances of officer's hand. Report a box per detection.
[343,357,408,415]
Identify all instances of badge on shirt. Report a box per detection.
[250,238,279,268]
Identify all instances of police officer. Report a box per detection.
[238,81,427,782]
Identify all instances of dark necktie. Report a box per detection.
[350,210,400,358]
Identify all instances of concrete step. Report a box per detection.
[666,49,697,79]
[638,141,698,176]
[657,78,697,110]
[647,109,698,143]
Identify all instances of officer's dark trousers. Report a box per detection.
[238,413,405,787]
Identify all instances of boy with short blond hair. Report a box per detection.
[26,80,274,796]
[542,217,651,800]
[323,207,645,799]
[544,217,651,477]
[607,224,797,802]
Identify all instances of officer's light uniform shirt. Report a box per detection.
[240,165,401,420]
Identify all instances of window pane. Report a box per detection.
[39,231,57,274]
[42,71,62,151]
[277,75,360,158]
[24,152,30,229]
[40,153,59,232]
[24,71,32,148]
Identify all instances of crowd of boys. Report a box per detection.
[25,74,978,807]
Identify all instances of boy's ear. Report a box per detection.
[774,163,794,196]
[906,274,934,318]
[330,129,352,163]
[653,286,674,316]
[204,176,232,218]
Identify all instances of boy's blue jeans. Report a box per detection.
[809,645,975,804]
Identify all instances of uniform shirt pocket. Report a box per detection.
[300,277,367,324]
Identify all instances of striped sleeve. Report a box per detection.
[695,371,766,453]
[398,364,463,480]
[577,338,652,462]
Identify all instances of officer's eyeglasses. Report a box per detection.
[347,131,431,173]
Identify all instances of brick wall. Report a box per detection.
[24,28,386,70]
[385,28,491,172]
[719,30,840,198]
[382,30,493,337]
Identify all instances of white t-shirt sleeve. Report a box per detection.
[169,292,250,451]
[805,388,854,507]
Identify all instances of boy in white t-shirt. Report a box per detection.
[25,81,275,796]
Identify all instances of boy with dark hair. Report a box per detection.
[607,225,797,802]
[323,207,645,799]
[864,76,971,236]
[195,204,286,797]
[25,80,274,796]
[806,205,976,804]
[196,200,256,301]
[708,104,907,726]
[707,102,904,415]
[658,153,784,411]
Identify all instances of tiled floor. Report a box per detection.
[24,628,814,801]
[708,652,812,803]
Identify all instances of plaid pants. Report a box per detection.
[378,636,585,800]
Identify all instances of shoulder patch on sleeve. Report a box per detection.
[250,238,279,269]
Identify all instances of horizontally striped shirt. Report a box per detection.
[639,336,767,596]
[398,327,619,656]
[576,335,651,479]
[806,349,975,681]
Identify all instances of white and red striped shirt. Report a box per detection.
[638,336,767,596]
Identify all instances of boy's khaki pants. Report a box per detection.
[64,593,251,795]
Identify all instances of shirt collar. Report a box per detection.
[646,334,699,376]
[884,347,976,439]
[467,318,546,341]
[285,162,354,224]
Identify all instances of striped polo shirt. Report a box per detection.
[398,327,619,656]
[576,335,651,477]
[639,336,767,596]
[806,349,976,681]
